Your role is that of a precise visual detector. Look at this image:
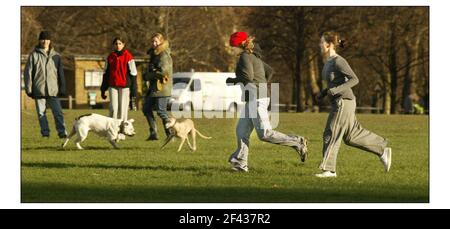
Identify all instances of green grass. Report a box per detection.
[21,109,429,203]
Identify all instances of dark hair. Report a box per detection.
[322,31,346,49]
[112,37,125,45]
[38,31,51,40]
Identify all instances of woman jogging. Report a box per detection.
[316,31,392,178]
[226,31,308,172]
[101,37,137,122]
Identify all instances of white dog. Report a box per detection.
[62,113,136,150]
[161,117,212,152]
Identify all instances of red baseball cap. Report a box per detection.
[229,31,248,47]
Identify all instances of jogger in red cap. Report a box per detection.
[226,31,309,172]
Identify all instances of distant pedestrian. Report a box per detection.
[316,31,392,178]
[24,30,68,138]
[101,37,137,122]
[142,33,173,140]
[226,31,308,172]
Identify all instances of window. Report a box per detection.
[85,70,103,88]
[189,79,201,91]
[173,77,191,89]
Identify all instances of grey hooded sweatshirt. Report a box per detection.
[24,47,66,98]
[234,43,274,101]
[322,54,359,101]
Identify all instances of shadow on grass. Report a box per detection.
[21,161,234,173]
[22,146,142,151]
[21,181,429,203]
[21,146,65,151]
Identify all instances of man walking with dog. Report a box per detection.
[226,31,308,172]
[143,33,173,141]
[24,30,68,139]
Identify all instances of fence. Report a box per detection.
[60,95,75,109]
[275,104,383,113]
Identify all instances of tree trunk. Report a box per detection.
[291,77,296,112]
[409,33,422,96]
[402,30,423,113]
[295,8,305,112]
[388,22,398,114]
[300,72,307,111]
[402,42,413,114]
[383,71,392,115]
[164,8,170,39]
[306,49,320,111]
[420,40,429,96]
[307,49,320,106]
[294,52,302,112]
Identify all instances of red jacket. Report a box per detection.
[107,49,133,87]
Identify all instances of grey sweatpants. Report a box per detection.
[320,99,388,172]
[109,87,130,121]
[229,98,304,168]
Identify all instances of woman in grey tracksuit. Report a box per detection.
[24,31,67,138]
[315,31,392,178]
[226,31,308,172]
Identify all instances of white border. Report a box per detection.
[3,0,448,209]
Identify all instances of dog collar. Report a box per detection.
[114,121,126,142]
[119,121,126,134]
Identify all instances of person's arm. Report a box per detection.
[128,59,138,98]
[23,54,34,97]
[57,55,66,97]
[143,64,154,81]
[154,54,171,80]
[101,60,110,99]
[262,60,274,82]
[130,74,138,97]
[328,57,359,96]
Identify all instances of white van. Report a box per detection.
[169,72,243,112]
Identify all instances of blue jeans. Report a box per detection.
[143,96,170,135]
[34,97,67,137]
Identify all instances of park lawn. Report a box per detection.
[21,109,429,203]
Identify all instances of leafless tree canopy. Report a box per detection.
[21,6,429,114]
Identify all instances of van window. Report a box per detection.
[190,79,201,91]
[173,78,191,89]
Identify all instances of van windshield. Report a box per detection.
[173,78,191,89]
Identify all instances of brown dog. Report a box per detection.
[161,117,212,152]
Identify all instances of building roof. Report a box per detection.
[21,55,28,63]
[21,54,149,63]
[73,55,149,62]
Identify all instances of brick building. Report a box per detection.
[21,55,149,110]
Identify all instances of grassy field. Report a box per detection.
[21,109,429,203]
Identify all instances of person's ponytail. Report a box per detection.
[338,39,346,49]
[322,31,347,50]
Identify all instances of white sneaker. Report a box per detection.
[231,165,249,172]
[380,147,392,172]
[299,137,308,162]
[315,171,337,178]
[291,136,308,162]
[229,157,249,172]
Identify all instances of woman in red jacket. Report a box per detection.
[101,37,137,121]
